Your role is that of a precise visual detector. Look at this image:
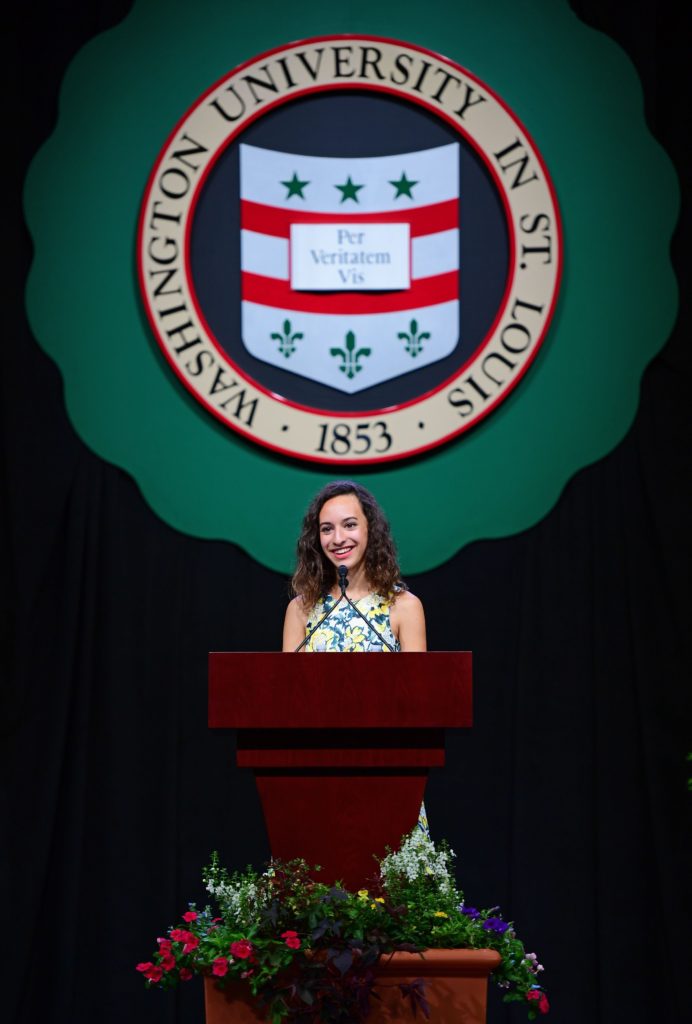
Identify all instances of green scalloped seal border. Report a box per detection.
[24,0,678,573]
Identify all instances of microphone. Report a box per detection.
[338,565,348,594]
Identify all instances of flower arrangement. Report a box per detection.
[137,829,549,1021]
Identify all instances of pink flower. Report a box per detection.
[182,935,199,955]
[170,929,187,942]
[157,938,172,951]
[160,952,176,971]
[281,930,301,950]
[179,967,193,982]
[182,911,198,922]
[136,962,163,983]
[525,952,544,975]
[526,991,550,1014]
[230,939,253,960]
[212,957,229,977]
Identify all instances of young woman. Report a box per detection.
[283,480,426,652]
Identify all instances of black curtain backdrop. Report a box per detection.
[4,3,690,1023]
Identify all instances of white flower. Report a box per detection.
[206,875,267,929]
[379,830,455,892]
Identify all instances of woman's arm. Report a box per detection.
[282,597,308,652]
[391,591,427,652]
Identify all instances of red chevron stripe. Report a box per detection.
[240,199,459,240]
[241,271,458,314]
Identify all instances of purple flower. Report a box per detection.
[483,916,509,934]
[460,904,481,919]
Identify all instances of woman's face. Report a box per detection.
[318,493,369,577]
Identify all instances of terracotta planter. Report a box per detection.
[204,948,502,1024]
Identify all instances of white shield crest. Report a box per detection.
[240,142,460,394]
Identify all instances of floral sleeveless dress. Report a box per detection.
[304,593,398,652]
[304,592,430,837]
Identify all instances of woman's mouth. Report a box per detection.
[332,546,355,559]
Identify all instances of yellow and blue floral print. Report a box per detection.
[304,593,399,652]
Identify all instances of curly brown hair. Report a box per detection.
[291,481,406,610]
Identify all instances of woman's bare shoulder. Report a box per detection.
[392,590,425,625]
[285,594,309,620]
[392,589,424,610]
[283,595,310,651]
[390,589,426,651]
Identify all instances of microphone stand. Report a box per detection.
[294,566,398,653]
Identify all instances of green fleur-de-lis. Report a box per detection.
[397,318,431,357]
[330,331,371,380]
[270,319,303,358]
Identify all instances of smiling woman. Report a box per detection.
[282,480,426,652]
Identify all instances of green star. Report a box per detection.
[389,172,418,199]
[281,173,309,199]
[335,176,364,203]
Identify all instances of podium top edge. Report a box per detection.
[208,650,472,655]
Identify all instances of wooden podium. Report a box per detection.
[208,652,472,889]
